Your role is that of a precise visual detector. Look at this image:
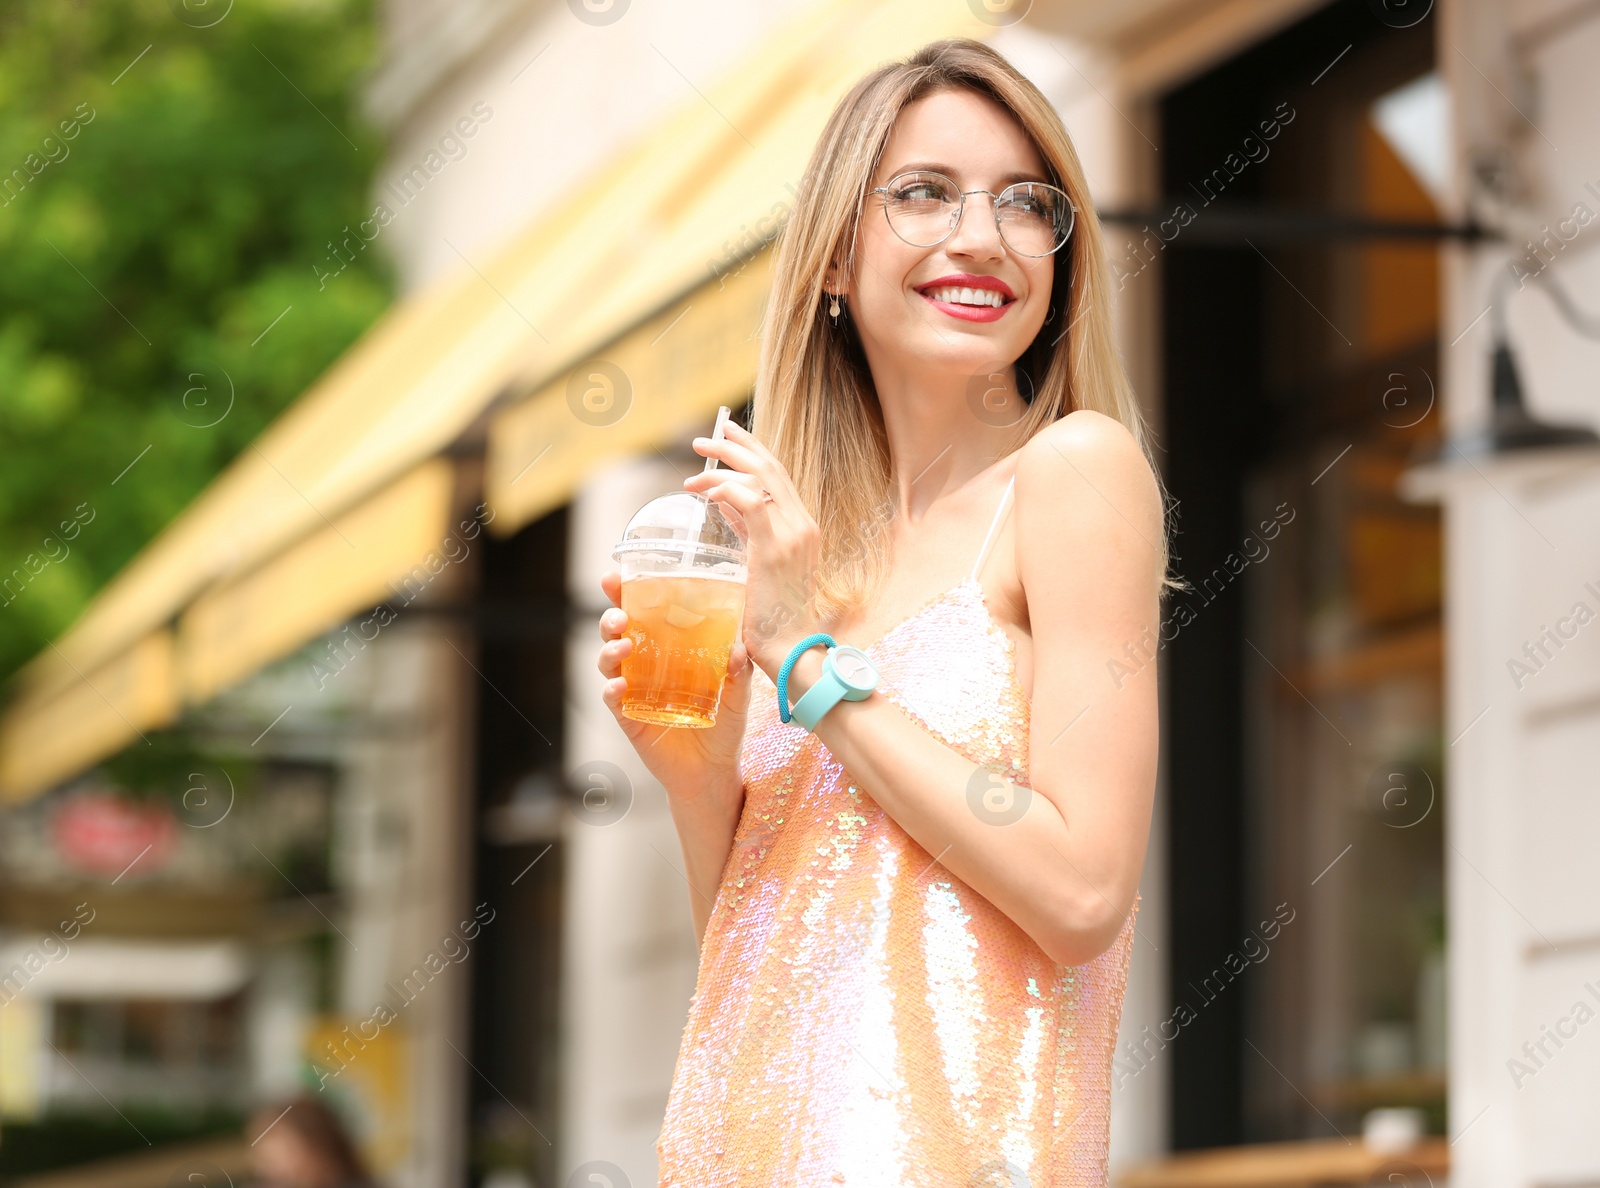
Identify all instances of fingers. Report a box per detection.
[718,422,803,504]
[598,605,628,641]
[598,675,665,750]
[690,427,802,507]
[599,673,628,709]
[682,468,763,499]
[597,634,632,679]
[683,472,767,539]
[695,479,769,530]
[599,674,652,742]
[691,434,762,473]
[599,571,628,647]
[597,597,632,683]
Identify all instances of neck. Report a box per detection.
[871,358,1021,523]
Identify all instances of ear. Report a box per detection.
[822,255,850,297]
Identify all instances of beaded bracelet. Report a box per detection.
[775,632,835,724]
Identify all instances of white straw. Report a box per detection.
[681,406,731,569]
[703,405,730,475]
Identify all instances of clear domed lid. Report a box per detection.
[611,491,746,568]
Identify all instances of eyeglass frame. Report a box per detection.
[868,169,1077,258]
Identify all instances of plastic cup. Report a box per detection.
[611,491,747,728]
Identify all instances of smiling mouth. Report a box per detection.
[918,285,1013,309]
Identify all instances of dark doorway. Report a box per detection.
[466,504,570,1186]
[1159,0,1442,1147]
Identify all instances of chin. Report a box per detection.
[919,334,1026,372]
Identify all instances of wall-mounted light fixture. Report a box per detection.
[1413,267,1600,465]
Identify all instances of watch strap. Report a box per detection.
[792,651,849,732]
[776,633,834,724]
[791,646,879,732]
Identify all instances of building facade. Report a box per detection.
[3,1,1598,1185]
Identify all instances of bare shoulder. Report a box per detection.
[1015,410,1163,532]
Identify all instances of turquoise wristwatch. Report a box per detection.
[790,643,880,731]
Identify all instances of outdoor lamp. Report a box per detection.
[1416,267,1600,464]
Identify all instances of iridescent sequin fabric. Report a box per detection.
[657,478,1138,1187]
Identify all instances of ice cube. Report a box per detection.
[665,604,708,629]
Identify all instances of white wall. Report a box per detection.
[366,0,817,296]
[1419,0,1600,1181]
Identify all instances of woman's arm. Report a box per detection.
[666,779,745,948]
[595,567,756,949]
[774,411,1163,966]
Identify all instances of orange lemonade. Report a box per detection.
[620,571,747,727]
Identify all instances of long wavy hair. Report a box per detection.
[750,37,1174,622]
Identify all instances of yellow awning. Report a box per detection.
[486,248,775,530]
[0,632,177,802]
[0,0,995,802]
[179,459,456,706]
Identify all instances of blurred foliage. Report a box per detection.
[100,723,258,808]
[0,0,391,686]
[0,1107,244,1176]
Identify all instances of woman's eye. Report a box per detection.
[890,175,954,202]
[1003,194,1052,219]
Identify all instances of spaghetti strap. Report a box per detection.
[969,473,1017,582]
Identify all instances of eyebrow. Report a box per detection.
[883,160,1054,187]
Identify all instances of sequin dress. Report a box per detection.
[656,473,1139,1188]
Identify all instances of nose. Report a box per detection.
[944,190,1005,260]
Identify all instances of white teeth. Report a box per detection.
[925,285,1005,308]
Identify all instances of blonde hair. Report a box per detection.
[750,37,1175,621]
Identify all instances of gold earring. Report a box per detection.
[829,294,841,317]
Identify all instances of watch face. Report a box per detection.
[832,646,877,688]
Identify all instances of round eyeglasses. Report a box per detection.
[870,170,1075,258]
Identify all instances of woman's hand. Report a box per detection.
[682,420,825,679]
[596,568,754,813]
[598,567,754,945]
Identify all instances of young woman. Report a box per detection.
[597,37,1168,1187]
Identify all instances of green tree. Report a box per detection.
[0,0,391,686]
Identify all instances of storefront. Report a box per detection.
[4,1,1598,1185]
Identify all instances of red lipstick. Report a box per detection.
[914,273,1016,323]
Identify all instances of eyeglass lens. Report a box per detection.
[880,171,1072,256]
